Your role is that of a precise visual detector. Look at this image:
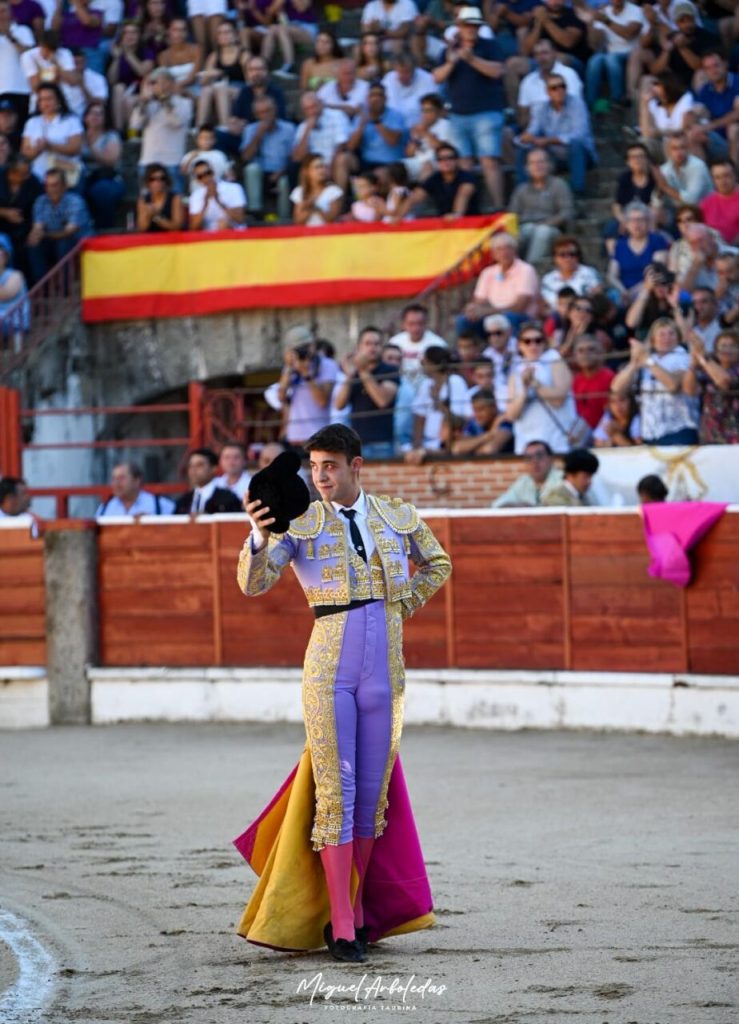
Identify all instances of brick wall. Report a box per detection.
[359,456,525,508]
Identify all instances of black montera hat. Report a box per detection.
[248,449,310,534]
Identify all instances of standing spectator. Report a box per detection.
[690,51,739,167]
[381,52,437,130]
[610,317,698,446]
[0,234,26,329]
[506,320,577,454]
[107,20,154,135]
[388,301,447,388]
[510,148,574,264]
[482,313,516,414]
[174,448,243,515]
[52,0,105,75]
[277,327,337,447]
[516,38,582,129]
[196,21,248,129]
[593,392,641,446]
[403,92,452,182]
[80,99,124,229]
[582,0,644,110]
[0,154,43,271]
[432,5,505,208]
[188,159,246,230]
[26,166,92,282]
[156,18,202,98]
[21,81,83,183]
[334,325,399,459]
[492,438,563,507]
[459,231,540,335]
[571,335,615,432]
[607,201,669,303]
[451,388,512,455]
[516,72,596,197]
[20,31,77,108]
[214,441,251,500]
[317,58,369,121]
[291,92,350,193]
[129,68,192,188]
[289,152,343,227]
[700,161,739,247]
[240,95,294,220]
[541,236,601,311]
[0,0,34,123]
[361,0,419,57]
[540,448,599,506]
[380,340,413,449]
[135,162,184,231]
[347,81,406,181]
[654,132,712,213]
[397,142,479,219]
[96,462,175,516]
[406,344,471,461]
[683,329,739,444]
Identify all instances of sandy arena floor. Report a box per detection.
[0,722,737,1024]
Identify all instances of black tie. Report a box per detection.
[340,508,367,563]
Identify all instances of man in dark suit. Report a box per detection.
[174,448,243,515]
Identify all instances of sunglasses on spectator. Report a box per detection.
[196,169,214,180]
[521,335,545,345]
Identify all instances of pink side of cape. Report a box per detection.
[641,501,728,588]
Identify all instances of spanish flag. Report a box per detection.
[81,215,514,323]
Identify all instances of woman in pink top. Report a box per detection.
[700,161,739,246]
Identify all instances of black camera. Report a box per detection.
[294,344,312,360]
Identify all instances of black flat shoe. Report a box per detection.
[324,922,366,963]
[355,925,369,956]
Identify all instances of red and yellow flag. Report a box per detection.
[81,215,515,323]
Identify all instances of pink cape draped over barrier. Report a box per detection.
[641,501,728,588]
[233,748,434,951]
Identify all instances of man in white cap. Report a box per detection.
[276,325,338,448]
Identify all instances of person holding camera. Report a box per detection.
[334,326,399,459]
[277,327,338,447]
[624,261,678,334]
[129,68,192,189]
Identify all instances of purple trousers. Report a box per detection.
[332,601,393,843]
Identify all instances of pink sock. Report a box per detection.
[352,836,376,929]
[319,841,356,942]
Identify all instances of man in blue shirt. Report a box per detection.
[26,167,92,284]
[433,5,506,208]
[347,83,407,175]
[692,51,739,167]
[515,72,596,195]
[240,96,296,220]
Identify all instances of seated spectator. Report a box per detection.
[256,439,287,469]
[683,329,739,444]
[611,317,698,445]
[541,236,600,312]
[20,32,76,114]
[638,71,696,162]
[650,1,719,93]
[700,160,739,247]
[349,170,385,222]
[637,473,668,503]
[130,69,192,189]
[492,438,563,507]
[10,0,44,37]
[335,325,399,459]
[0,475,33,518]
[361,0,419,57]
[515,72,596,197]
[380,340,414,449]
[214,440,251,500]
[454,330,485,387]
[506,320,578,454]
[404,92,452,182]
[667,206,721,280]
[459,231,540,336]
[482,313,516,414]
[516,38,583,129]
[21,82,83,185]
[677,221,723,292]
[0,234,26,330]
[509,148,574,265]
[174,448,243,515]
[715,252,739,323]
[397,142,478,219]
[187,0,226,55]
[196,20,248,128]
[354,30,388,82]
[136,163,184,231]
[540,448,600,507]
[64,47,109,119]
[96,461,175,516]
[276,328,337,446]
[388,301,447,389]
[406,344,471,462]
[156,18,202,99]
[297,27,343,92]
[229,55,287,142]
[139,0,169,64]
[292,92,351,193]
[607,201,669,303]
[681,286,722,353]
[552,292,613,359]
[52,0,105,75]
[240,96,294,220]
[381,52,437,130]
[0,154,43,272]
[625,262,677,336]
[0,98,20,152]
[188,159,246,230]
[290,152,343,227]
[466,354,494,396]
[26,167,92,283]
[593,392,641,446]
[80,100,125,230]
[518,0,588,87]
[654,132,713,216]
[347,81,407,182]
[451,388,512,455]
[181,124,230,193]
[582,0,644,111]
[383,161,411,222]
[608,142,657,240]
[571,335,615,433]
[690,51,739,167]
[107,21,154,135]
[317,58,369,121]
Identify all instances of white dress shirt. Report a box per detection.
[332,489,376,560]
[215,471,251,501]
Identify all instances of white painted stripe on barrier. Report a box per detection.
[0,908,56,1023]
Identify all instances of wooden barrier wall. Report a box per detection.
[1,513,737,674]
